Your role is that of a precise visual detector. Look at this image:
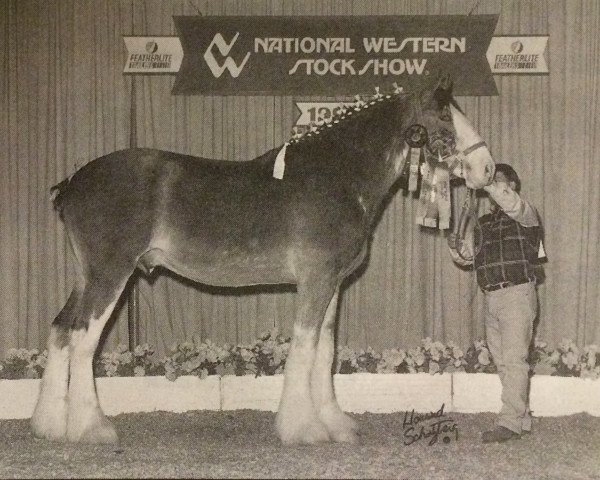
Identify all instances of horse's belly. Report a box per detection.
[138,247,295,287]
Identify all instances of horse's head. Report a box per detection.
[406,75,495,189]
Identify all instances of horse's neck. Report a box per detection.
[329,109,406,218]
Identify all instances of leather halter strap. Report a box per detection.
[461,140,488,156]
[443,140,488,176]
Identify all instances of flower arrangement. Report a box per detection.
[0,348,47,380]
[1,332,598,381]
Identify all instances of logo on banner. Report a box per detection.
[123,37,183,73]
[203,32,251,78]
[486,36,548,74]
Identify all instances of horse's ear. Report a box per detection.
[436,73,453,94]
[434,73,454,107]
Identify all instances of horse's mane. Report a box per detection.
[288,90,412,153]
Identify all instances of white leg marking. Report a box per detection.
[67,296,121,444]
[276,325,329,444]
[31,328,70,441]
[312,291,359,443]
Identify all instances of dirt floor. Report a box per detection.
[0,410,599,479]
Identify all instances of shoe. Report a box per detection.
[482,426,521,443]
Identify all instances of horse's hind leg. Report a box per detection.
[31,288,82,441]
[66,274,129,444]
[311,289,359,443]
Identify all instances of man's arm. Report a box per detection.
[483,182,539,227]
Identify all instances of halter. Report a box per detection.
[405,94,488,178]
[439,140,489,179]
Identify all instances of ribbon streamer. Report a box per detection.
[273,143,288,179]
[408,147,421,192]
[416,160,436,227]
[434,163,451,230]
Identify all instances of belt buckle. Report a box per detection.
[486,281,513,292]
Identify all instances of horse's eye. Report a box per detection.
[440,106,452,122]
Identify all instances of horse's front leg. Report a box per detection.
[276,280,334,445]
[311,289,359,443]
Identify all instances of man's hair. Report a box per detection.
[494,163,521,193]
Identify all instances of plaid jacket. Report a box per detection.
[473,209,541,291]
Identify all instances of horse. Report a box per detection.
[30,75,494,446]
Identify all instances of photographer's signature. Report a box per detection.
[402,404,459,446]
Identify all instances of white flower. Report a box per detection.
[478,348,490,366]
[382,348,406,368]
[240,348,255,363]
[337,345,356,362]
[134,344,151,357]
[134,366,145,377]
[562,351,579,369]
[118,352,133,364]
[6,348,19,360]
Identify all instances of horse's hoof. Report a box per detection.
[276,417,330,445]
[31,404,68,441]
[67,410,119,444]
[31,418,67,442]
[78,423,119,444]
[320,403,360,443]
[328,426,360,444]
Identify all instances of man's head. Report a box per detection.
[493,163,521,193]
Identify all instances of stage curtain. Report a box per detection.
[1,0,599,358]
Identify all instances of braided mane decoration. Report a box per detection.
[288,84,407,146]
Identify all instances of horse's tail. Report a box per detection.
[50,177,72,219]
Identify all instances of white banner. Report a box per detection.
[123,37,183,74]
[486,36,548,74]
[294,102,354,127]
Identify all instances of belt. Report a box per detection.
[482,279,531,293]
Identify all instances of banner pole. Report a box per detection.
[127,74,140,352]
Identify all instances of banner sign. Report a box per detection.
[171,15,499,96]
[486,36,549,74]
[123,37,183,74]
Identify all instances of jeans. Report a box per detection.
[484,281,537,434]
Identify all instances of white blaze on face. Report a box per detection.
[450,104,495,189]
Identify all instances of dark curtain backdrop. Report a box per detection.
[1,0,599,357]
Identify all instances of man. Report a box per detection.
[448,163,545,443]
